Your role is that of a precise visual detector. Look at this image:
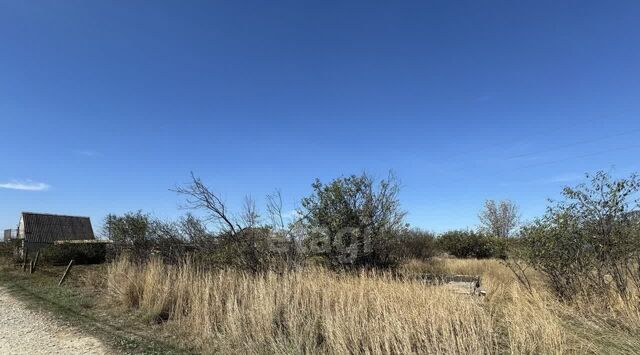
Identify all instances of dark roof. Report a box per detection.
[21,212,95,243]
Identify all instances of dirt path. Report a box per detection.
[0,286,110,355]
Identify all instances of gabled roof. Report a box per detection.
[21,212,95,243]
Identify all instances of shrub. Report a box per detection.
[299,172,407,268]
[437,230,504,259]
[103,211,196,264]
[191,228,290,273]
[103,211,155,261]
[515,171,640,301]
[389,229,436,261]
[0,240,21,264]
[40,243,107,265]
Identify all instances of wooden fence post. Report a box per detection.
[22,250,28,271]
[32,251,40,273]
[58,259,74,286]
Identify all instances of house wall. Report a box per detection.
[17,217,26,258]
[18,216,25,239]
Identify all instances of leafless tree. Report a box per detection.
[241,196,260,228]
[478,199,520,238]
[173,172,240,235]
[173,173,292,272]
[266,189,286,230]
[267,189,307,267]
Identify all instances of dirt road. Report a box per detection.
[0,286,110,355]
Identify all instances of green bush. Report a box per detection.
[190,228,290,272]
[0,240,22,263]
[0,242,11,265]
[299,173,406,268]
[437,230,505,259]
[514,171,640,301]
[40,243,107,265]
[0,240,15,258]
[389,229,437,261]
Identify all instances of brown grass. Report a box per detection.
[105,257,640,354]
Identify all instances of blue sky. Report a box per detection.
[1,1,639,233]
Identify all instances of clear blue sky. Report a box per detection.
[1,1,639,234]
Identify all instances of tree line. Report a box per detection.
[102,170,640,302]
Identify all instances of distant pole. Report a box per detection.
[58,259,74,286]
[29,260,33,274]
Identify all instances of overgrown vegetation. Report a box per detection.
[103,257,533,353]
[100,255,640,354]
[300,172,407,268]
[3,170,640,354]
[436,230,506,259]
[512,171,640,301]
[40,243,107,265]
[102,172,415,271]
[388,229,436,261]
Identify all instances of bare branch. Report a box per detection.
[266,189,285,230]
[172,172,238,235]
[241,195,260,229]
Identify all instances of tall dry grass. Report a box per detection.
[105,256,618,354]
[399,258,591,353]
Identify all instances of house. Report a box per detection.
[3,229,15,242]
[17,212,95,256]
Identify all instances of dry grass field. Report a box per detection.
[103,257,640,354]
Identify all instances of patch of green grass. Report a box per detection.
[0,265,195,355]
